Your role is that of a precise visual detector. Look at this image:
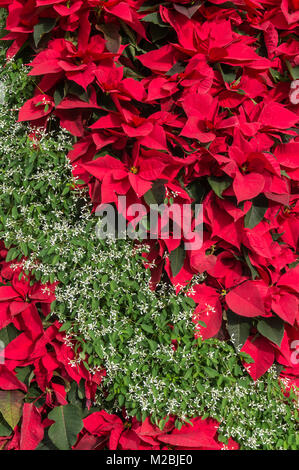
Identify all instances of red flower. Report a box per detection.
[80,147,167,200]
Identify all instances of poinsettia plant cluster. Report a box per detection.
[75,412,239,450]
[0,0,298,450]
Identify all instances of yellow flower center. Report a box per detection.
[130,166,139,174]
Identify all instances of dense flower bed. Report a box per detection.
[0,0,298,451]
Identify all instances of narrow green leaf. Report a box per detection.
[141,324,154,334]
[143,180,166,206]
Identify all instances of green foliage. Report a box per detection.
[208,176,232,199]
[0,413,12,437]
[226,310,251,352]
[0,43,297,451]
[48,405,83,450]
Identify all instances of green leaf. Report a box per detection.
[118,394,125,407]
[217,64,238,84]
[271,231,285,242]
[166,62,185,76]
[33,18,56,48]
[142,12,169,27]
[204,367,219,378]
[0,390,24,429]
[244,194,268,229]
[74,179,86,186]
[65,80,89,103]
[149,23,170,43]
[257,317,284,347]
[48,405,83,450]
[242,246,258,280]
[186,178,209,203]
[53,85,65,107]
[239,351,255,364]
[208,176,231,199]
[169,244,185,278]
[6,247,19,262]
[0,324,19,348]
[97,24,121,53]
[59,321,72,332]
[148,339,158,351]
[226,310,251,352]
[36,429,59,450]
[0,413,12,437]
[285,60,299,80]
[173,3,202,19]
[269,68,287,84]
[141,323,154,334]
[196,382,204,393]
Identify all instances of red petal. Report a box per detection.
[0,286,19,301]
[0,365,27,392]
[233,172,265,203]
[20,403,44,450]
[241,336,275,380]
[226,281,266,317]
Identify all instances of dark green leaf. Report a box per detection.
[142,12,169,27]
[166,62,185,76]
[208,176,232,199]
[48,405,83,450]
[0,390,24,429]
[143,180,166,206]
[0,324,19,348]
[226,310,251,352]
[285,60,299,80]
[0,413,12,437]
[97,24,121,53]
[257,317,284,347]
[244,194,268,229]
[33,19,56,48]
[242,246,258,280]
[173,3,202,19]
[169,244,185,278]
[141,324,154,334]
